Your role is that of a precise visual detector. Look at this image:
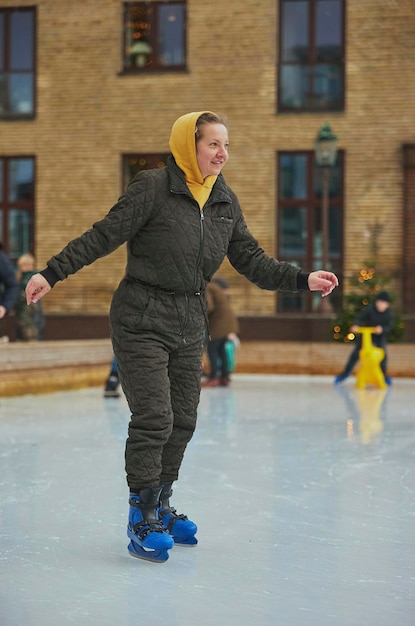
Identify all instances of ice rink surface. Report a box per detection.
[0,374,414,626]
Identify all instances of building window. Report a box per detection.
[0,157,35,261]
[277,151,343,312]
[0,7,36,119]
[278,0,344,112]
[122,153,169,189]
[123,2,186,72]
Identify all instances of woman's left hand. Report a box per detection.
[25,273,51,304]
[308,271,339,297]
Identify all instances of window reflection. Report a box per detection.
[316,0,342,61]
[123,2,185,71]
[279,154,307,199]
[9,73,33,113]
[159,4,185,66]
[279,207,306,257]
[0,14,4,69]
[8,209,32,259]
[279,0,344,112]
[0,157,35,260]
[0,8,35,117]
[281,63,342,110]
[10,12,34,70]
[8,159,34,202]
[278,151,343,313]
[313,63,342,108]
[125,3,153,68]
[281,0,308,62]
[280,65,308,109]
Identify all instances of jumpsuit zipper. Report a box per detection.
[181,209,205,341]
[169,190,205,342]
[194,209,204,291]
[197,209,210,338]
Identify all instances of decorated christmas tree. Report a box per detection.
[332,222,405,343]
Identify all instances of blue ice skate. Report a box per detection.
[158,482,198,546]
[127,487,174,563]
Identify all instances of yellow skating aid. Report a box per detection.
[355,326,387,390]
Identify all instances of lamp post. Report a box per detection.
[314,123,338,270]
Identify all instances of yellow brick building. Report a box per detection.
[1,0,414,341]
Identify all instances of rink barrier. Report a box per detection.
[0,339,414,397]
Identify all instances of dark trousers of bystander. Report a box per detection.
[207,337,229,379]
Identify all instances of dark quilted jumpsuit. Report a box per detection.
[40,112,309,494]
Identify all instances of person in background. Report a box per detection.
[15,253,46,341]
[25,110,338,564]
[0,242,19,340]
[334,290,393,385]
[202,277,239,387]
[104,355,121,398]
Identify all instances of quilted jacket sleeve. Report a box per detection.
[226,195,304,292]
[45,173,154,281]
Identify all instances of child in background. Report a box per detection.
[334,290,393,385]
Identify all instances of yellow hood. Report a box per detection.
[169,111,218,209]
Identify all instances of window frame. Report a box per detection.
[0,6,37,120]
[121,1,187,74]
[276,149,344,313]
[277,0,345,113]
[0,155,36,262]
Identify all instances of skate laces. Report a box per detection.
[130,519,166,539]
[159,506,189,532]
[159,505,188,521]
[129,496,166,539]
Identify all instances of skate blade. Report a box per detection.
[127,541,170,563]
[172,536,198,547]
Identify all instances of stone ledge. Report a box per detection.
[234,341,415,378]
[0,339,113,397]
[0,339,413,397]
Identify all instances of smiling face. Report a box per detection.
[196,123,229,178]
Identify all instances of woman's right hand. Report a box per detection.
[25,273,51,304]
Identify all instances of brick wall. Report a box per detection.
[1,0,415,325]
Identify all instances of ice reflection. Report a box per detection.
[335,385,388,445]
